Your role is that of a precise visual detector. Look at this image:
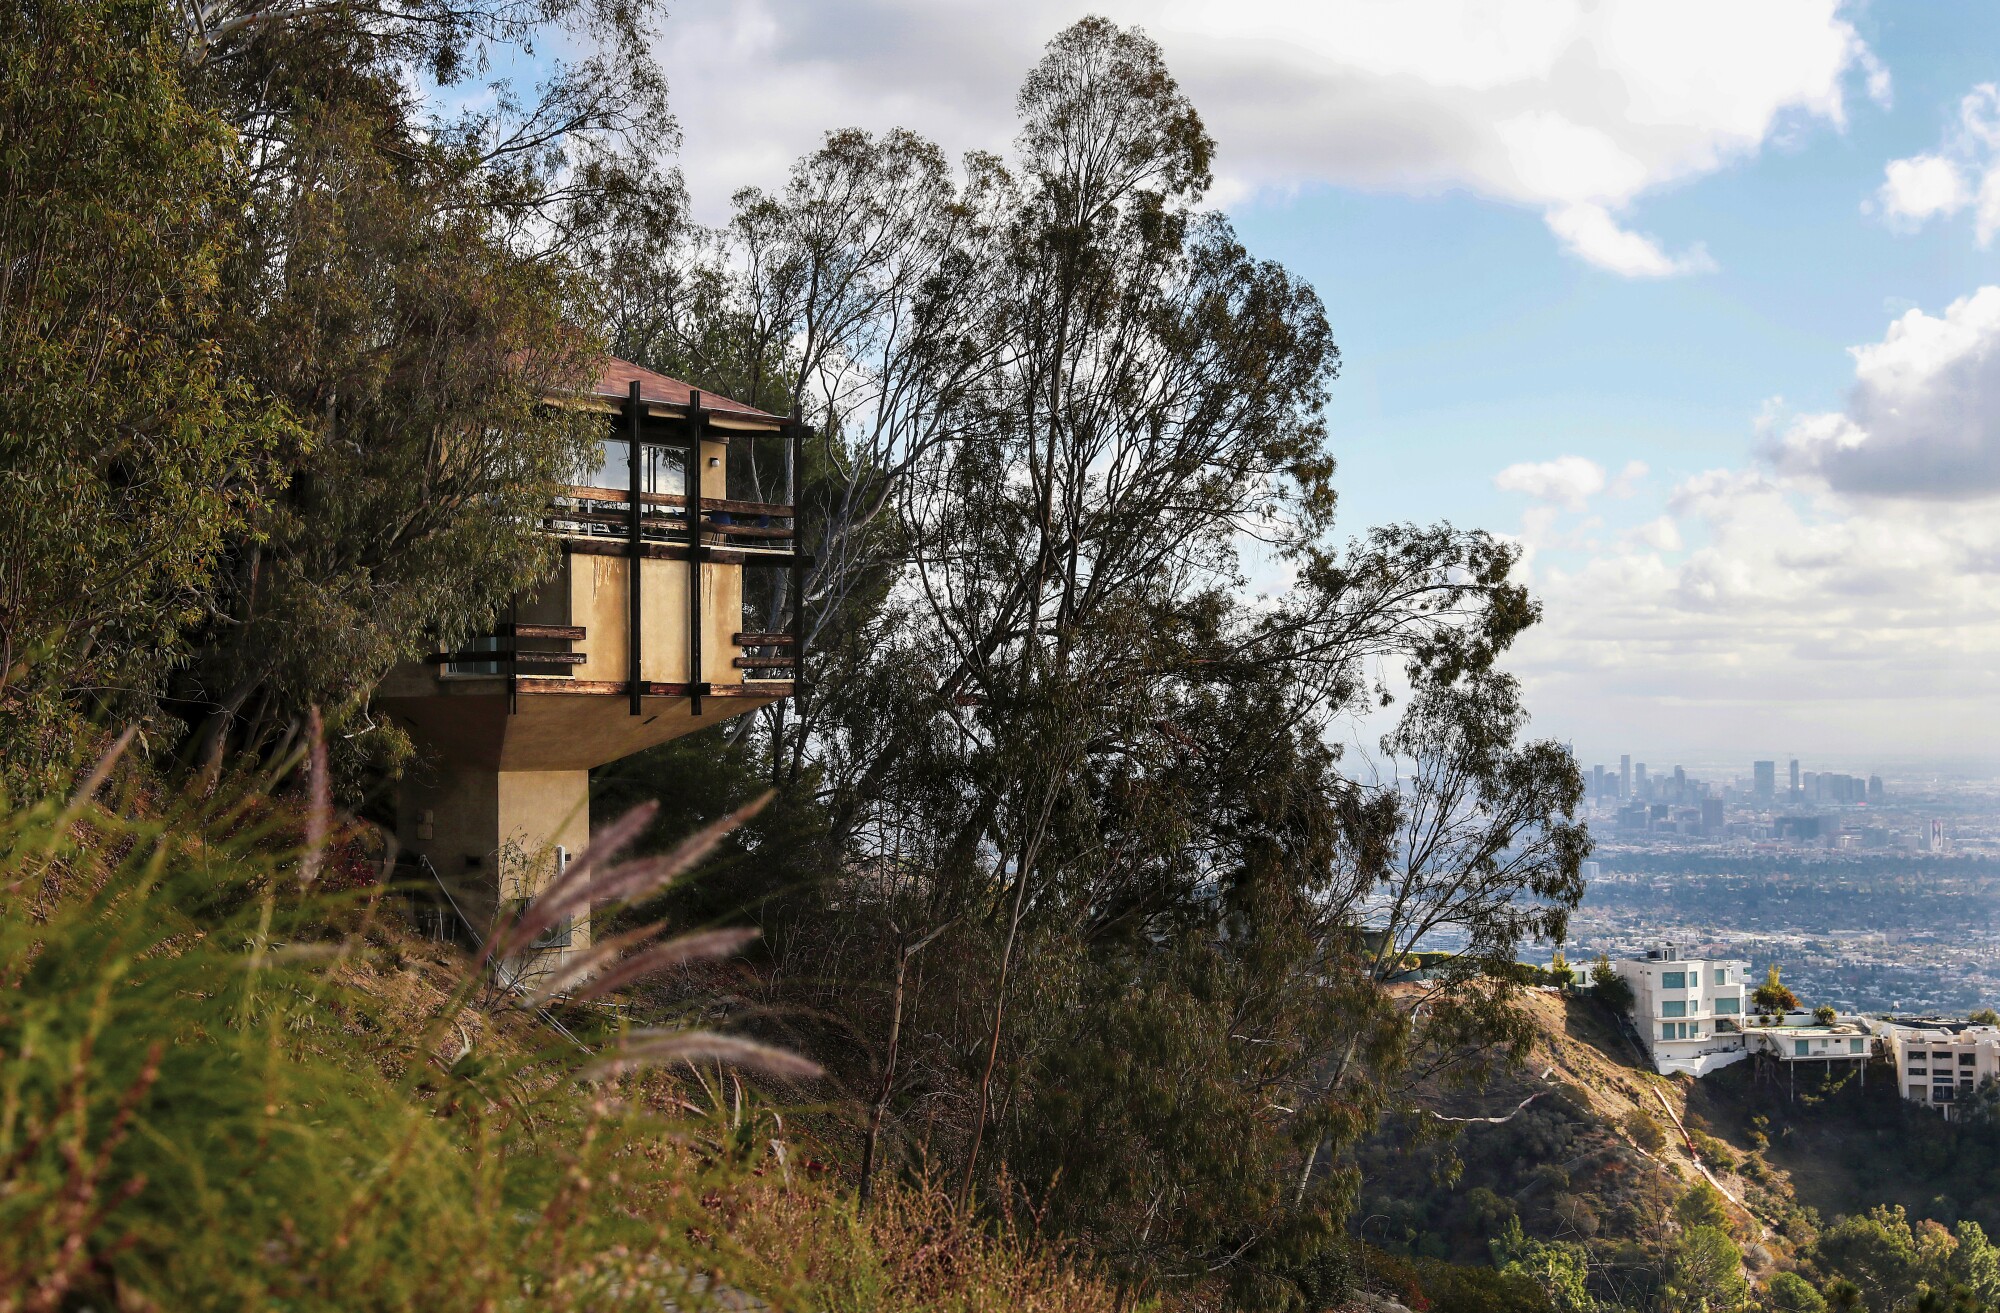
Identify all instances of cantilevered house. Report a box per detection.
[374,359,805,951]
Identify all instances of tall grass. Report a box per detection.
[0,748,1129,1311]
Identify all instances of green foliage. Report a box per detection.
[1690,1131,1742,1174]
[1806,1206,2000,1313]
[1814,1004,1838,1026]
[1763,1271,1828,1313]
[1970,1009,1999,1027]
[0,774,720,1305]
[1753,965,1801,1016]
[0,0,292,789]
[1624,1109,1668,1153]
[1490,1217,1595,1313]
[1591,954,1636,1015]
[1547,950,1577,992]
[1415,1257,1560,1313]
[1662,1225,1748,1312]
[0,764,1125,1310]
[1678,1182,1734,1232]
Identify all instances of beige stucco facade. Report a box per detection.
[374,360,798,958]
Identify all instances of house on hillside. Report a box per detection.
[374,358,807,957]
[1869,1018,2000,1120]
[1613,945,1751,1077]
[1739,1013,1872,1099]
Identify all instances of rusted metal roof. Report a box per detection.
[593,357,778,419]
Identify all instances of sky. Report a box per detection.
[639,0,2000,774]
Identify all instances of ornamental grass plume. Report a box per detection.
[0,737,808,1310]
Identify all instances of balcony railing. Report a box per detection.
[542,486,799,557]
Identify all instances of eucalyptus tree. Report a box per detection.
[0,0,294,791]
[162,0,681,774]
[580,17,1585,1306]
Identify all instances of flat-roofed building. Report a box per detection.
[1613,946,1751,1076]
[1869,1019,2000,1120]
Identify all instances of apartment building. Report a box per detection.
[1869,1019,2000,1120]
[1613,946,1751,1076]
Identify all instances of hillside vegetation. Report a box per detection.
[1353,987,2000,1312]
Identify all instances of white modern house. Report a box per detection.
[1869,1018,2000,1120]
[1739,1013,1873,1100]
[1613,946,1751,1076]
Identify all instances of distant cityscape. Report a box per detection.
[1553,755,2000,1018]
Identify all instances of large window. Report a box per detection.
[1713,997,1740,1015]
[1661,971,1686,990]
[577,438,686,495]
[1662,1000,1687,1018]
[1851,1039,1865,1053]
[1795,1039,1810,1056]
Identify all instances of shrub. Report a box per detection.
[1763,1270,1827,1313]
[1590,954,1635,1013]
[1413,1258,1557,1313]
[1624,1109,1667,1153]
[1690,1130,1741,1174]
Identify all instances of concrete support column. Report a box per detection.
[401,767,592,949]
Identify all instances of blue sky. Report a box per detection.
[643,0,2000,770]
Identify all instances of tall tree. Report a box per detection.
[0,0,292,791]
[168,0,679,775]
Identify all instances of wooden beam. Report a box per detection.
[560,485,793,517]
[561,538,812,568]
[496,623,586,640]
[733,632,795,646]
[504,677,794,699]
[732,655,798,669]
[687,392,704,717]
[789,411,807,699]
[427,651,587,666]
[627,380,644,716]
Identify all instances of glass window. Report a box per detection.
[1910,1086,1927,1100]
[1662,1001,1687,1018]
[1661,971,1686,989]
[577,438,687,495]
[1961,1054,1976,1066]
[1795,1039,1810,1056]
[1714,968,1728,985]
[1851,1039,1865,1053]
[1713,997,1740,1015]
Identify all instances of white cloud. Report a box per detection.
[1876,154,1970,225]
[1608,460,1650,498]
[1545,204,1715,277]
[1512,470,2000,761]
[656,0,1876,275]
[1772,287,2000,499]
[1874,84,2000,246]
[1624,515,1683,551]
[1494,455,1609,510]
[1502,294,2000,760]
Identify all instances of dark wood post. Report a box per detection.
[687,391,704,717]
[627,380,644,716]
[789,409,806,695]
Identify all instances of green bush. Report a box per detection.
[1690,1130,1741,1173]
[1624,1109,1667,1153]
[1414,1258,1557,1313]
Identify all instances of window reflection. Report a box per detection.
[577,438,687,494]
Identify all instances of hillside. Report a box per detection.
[1353,989,1808,1306]
[1352,985,2000,1310]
